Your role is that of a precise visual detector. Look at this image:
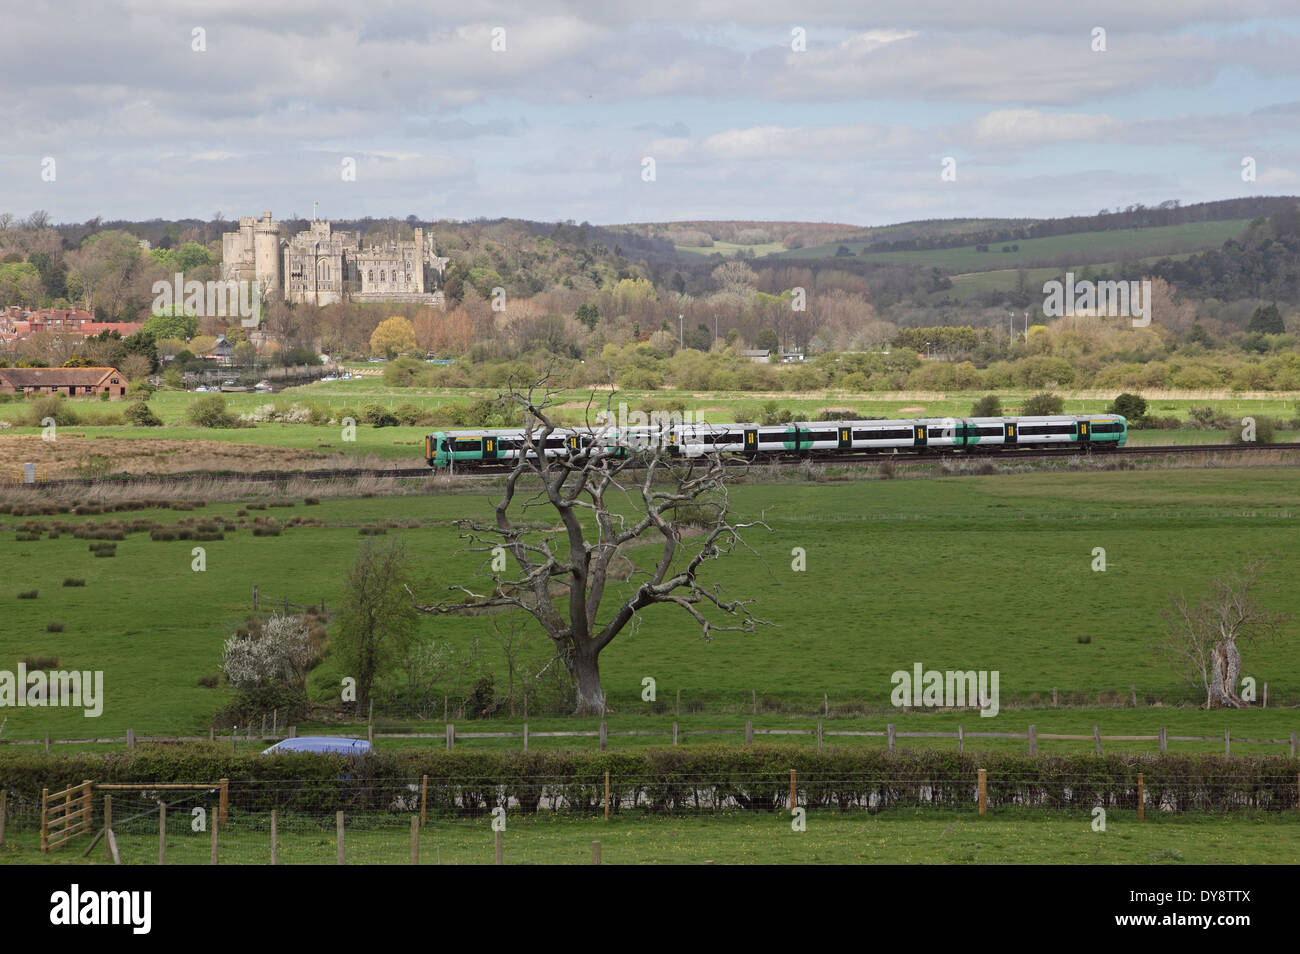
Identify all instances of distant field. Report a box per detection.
[940,253,1196,301]
[674,240,786,258]
[770,219,1251,270]
[1,468,1296,743]
[3,811,1295,865]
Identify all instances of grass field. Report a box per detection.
[3,811,1296,865]
[1,467,1297,745]
[768,219,1252,269]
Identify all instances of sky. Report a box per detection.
[1,0,1298,227]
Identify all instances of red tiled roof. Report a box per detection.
[0,366,122,387]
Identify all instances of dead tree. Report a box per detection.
[414,378,769,716]
[1156,560,1288,709]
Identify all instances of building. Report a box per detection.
[741,349,772,363]
[0,308,141,350]
[0,366,128,398]
[222,211,448,307]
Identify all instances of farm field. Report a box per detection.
[767,219,1253,268]
[1,467,1296,744]
[2,811,1295,865]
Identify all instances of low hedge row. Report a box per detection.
[1,746,1296,815]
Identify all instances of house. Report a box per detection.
[741,349,772,363]
[202,335,235,364]
[0,366,129,399]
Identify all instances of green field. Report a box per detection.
[1,467,1297,745]
[769,219,1252,269]
[3,811,1295,865]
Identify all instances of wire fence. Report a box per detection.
[2,768,1298,865]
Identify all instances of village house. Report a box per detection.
[0,366,129,399]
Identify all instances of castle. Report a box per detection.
[221,211,448,307]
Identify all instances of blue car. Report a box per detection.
[261,736,371,756]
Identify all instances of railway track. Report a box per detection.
[10,441,1298,490]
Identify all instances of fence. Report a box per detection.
[2,769,1297,865]
[250,585,325,614]
[6,721,1298,758]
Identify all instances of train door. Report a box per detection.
[1004,422,1017,444]
[743,429,758,454]
[483,436,498,461]
[1077,420,1090,444]
[837,426,852,450]
[913,424,927,447]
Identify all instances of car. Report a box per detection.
[261,736,371,756]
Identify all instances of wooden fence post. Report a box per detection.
[977,769,987,816]
[1028,724,1037,756]
[591,840,601,865]
[599,722,607,752]
[420,775,428,827]
[1159,727,1167,754]
[816,721,823,751]
[523,723,529,753]
[158,801,166,865]
[1263,682,1268,708]
[368,722,373,748]
[102,794,111,860]
[219,778,229,825]
[1052,687,1058,708]
[745,720,753,745]
[336,811,344,865]
[410,814,419,865]
[210,811,218,864]
[45,730,50,755]
[209,726,215,743]
[446,724,454,750]
[495,829,503,865]
[271,810,278,865]
[252,584,258,610]
[40,787,48,854]
[1291,732,1297,757]
[957,724,964,754]
[887,723,896,753]
[1225,729,1230,757]
[672,722,679,746]
[823,693,829,717]
[1093,725,1102,754]
[789,769,796,811]
[604,771,610,821]
[288,725,297,738]
[1137,773,1144,822]
[1130,684,1137,707]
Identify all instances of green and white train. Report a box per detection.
[425,414,1127,469]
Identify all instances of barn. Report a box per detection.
[0,366,129,399]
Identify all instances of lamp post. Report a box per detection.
[679,313,683,350]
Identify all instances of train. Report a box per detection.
[424,414,1127,469]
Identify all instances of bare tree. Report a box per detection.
[1156,561,1289,708]
[413,376,770,716]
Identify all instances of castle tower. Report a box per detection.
[253,211,281,295]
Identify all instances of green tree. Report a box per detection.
[1247,303,1284,335]
[370,316,417,358]
[1022,392,1064,415]
[334,539,422,713]
[1107,392,1148,421]
[575,303,599,329]
[755,328,779,352]
[970,394,1002,417]
[142,305,198,342]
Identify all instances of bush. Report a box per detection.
[17,589,38,599]
[45,621,64,632]
[1021,392,1064,416]
[124,401,163,426]
[1229,416,1277,444]
[21,654,59,669]
[187,394,240,428]
[970,394,1002,417]
[1107,393,1147,422]
[1135,415,1182,430]
[62,578,85,587]
[26,394,79,427]
[198,674,220,689]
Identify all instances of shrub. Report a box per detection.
[124,401,163,426]
[362,403,400,428]
[304,497,320,506]
[21,654,59,669]
[17,589,38,599]
[62,578,85,587]
[197,674,220,689]
[45,622,64,633]
[394,403,425,426]
[1021,392,1064,416]
[1107,392,1147,422]
[1077,634,1092,644]
[26,394,79,427]
[1229,416,1277,444]
[970,394,1003,417]
[187,394,240,428]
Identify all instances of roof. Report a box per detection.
[0,366,122,387]
[79,322,142,337]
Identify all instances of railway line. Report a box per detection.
[10,441,1299,490]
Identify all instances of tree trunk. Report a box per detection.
[1207,638,1245,708]
[569,648,606,717]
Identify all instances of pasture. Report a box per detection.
[0,467,1297,747]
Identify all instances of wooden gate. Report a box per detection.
[41,779,93,852]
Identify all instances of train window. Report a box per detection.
[759,433,787,444]
[1018,424,1075,436]
[1092,422,1122,433]
[978,426,1001,436]
[453,439,482,452]
[808,430,837,441]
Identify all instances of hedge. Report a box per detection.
[0,746,1295,816]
